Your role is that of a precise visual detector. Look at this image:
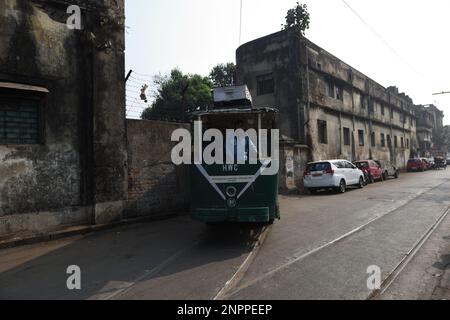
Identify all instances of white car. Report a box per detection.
[303,160,365,194]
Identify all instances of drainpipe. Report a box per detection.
[338,111,343,157]
[304,42,311,149]
[368,96,373,160]
[389,92,394,165]
[351,88,356,162]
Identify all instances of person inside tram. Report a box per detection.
[225,119,258,164]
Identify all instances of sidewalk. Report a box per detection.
[0,213,180,250]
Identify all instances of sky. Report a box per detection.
[124,0,450,124]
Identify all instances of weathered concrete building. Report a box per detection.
[446,126,450,153]
[415,104,445,156]
[0,0,191,238]
[236,30,418,191]
[0,0,128,236]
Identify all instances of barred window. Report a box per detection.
[0,95,42,145]
[358,130,365,147]
[335,86,343,101]
[381,133,386,147]
[343,127,351,146]
[326,80,334,98]
[371,132,376,147]
[318,120,328,144]
[256,73,274,96]
[360,95,366,110]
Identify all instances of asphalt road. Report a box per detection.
[0,169,449,300]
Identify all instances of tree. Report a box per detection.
[282,2,310,35]
[435,126,450,153]
[141,69,213,122]
[209,63,236,87]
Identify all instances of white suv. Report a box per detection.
[303,160,365,194]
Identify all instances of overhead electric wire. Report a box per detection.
[125,70,155,117]
[433,91,450,96]
[132,70,154,78]
[126,89,141,94]
[239,0,243,46]
[341,0,423,78]
[126,83,142,89]
[129,75,152,83]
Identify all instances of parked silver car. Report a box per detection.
[374,160,400,180]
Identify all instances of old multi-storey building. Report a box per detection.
[236,30,418,191]
[0,0,128,236]
[446,126,450,153]
[415,104,445,156]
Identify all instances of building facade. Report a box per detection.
[415,104,445,156]
[446,126,450,153]
[0,0,127,236]
[236,30,418,191]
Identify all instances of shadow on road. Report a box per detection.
[0,218,265,300]
[433,254,450,271]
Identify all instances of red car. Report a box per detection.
[407,159,426,172]
[354,160,384,184]
[420,158,431,170]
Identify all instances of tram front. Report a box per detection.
[190,86,280,224]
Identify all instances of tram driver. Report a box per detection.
[225,119,258,164]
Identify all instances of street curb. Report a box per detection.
[0,213,181,250]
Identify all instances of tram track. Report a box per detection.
[213,224,273,300]
[369,206,450,300]
[220,180,450,300]
[102,222,271,300]
[102,239,203,300]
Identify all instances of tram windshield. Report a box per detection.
[194,110,277,165]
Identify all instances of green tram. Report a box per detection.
[190,86,280,224]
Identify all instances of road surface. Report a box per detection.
[0,169,449,300]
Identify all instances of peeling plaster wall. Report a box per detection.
[0,0,126,236]
[0,0,83,220]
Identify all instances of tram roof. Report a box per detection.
[191,107,278,117]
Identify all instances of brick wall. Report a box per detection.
[125,120,190,219]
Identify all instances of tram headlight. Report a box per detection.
[227,198,237,208]
[226,186,237,198]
